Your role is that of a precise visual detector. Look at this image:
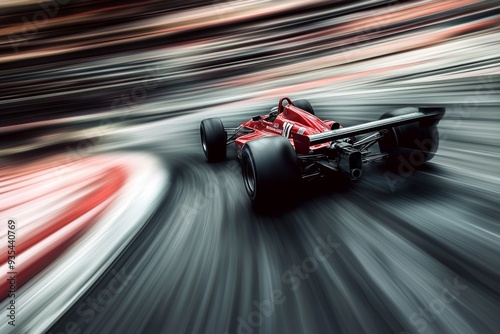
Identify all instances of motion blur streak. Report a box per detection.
[0,154,167,333]
[0,157,126,296]
[0,0,498,333]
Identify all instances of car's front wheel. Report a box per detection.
[292,99,315,115]
[241,136,300,206]
[200,118,226,162]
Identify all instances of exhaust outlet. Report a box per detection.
[351,168,362,180]
[338,150,363,180]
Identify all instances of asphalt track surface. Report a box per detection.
[0,1,498,333]
[49,84,500,334]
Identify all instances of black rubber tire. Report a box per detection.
[293,99,315,115]
[241,136,300,206]
[378,107,439,163]
[200,118,226,162]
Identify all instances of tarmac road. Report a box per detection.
[49,81,500,334]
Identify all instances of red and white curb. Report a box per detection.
[0,153,167,333]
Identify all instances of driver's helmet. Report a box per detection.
[265,106,279,122]
[270,106,279,115]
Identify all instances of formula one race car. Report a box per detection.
[200,98,445,205]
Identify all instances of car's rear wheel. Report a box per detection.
[242,136,300,206]
[378,107,439,163]
[293,99,315,115]
[200,118,226,162]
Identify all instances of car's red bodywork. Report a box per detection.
[201,97,446,204]
[235,99,341,158]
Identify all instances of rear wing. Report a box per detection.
[293,107,445,154]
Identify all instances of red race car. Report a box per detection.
[200,97,445,205]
